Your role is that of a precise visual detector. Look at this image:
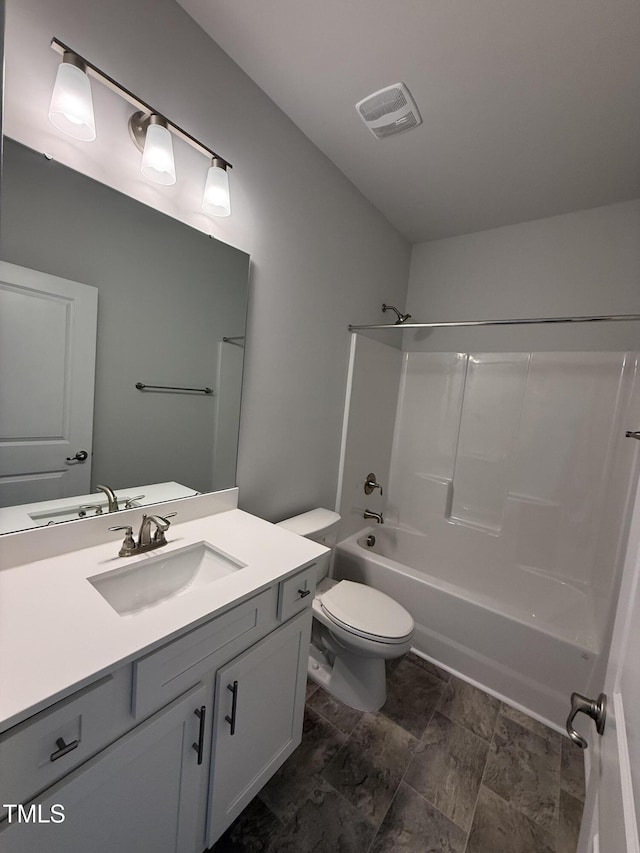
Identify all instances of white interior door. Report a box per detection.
[0,261,98,508]
[578,453,640,853]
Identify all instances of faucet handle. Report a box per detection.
[364,473,383,496]
[151,512,177,529]
[78,503,103,517]
[122,494,146,509]
[108,525,137,557]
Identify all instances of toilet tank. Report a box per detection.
[276,508,341,580]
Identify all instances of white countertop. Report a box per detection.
[0,509,327,733]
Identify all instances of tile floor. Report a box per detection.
[211,653,585,853]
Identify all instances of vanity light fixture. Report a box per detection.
[48,51,96,141]
[202,158,231,217]
[129,111,176,186]
[49,38,232,213]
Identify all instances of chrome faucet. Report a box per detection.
[109,512,177,557]
[364,509,384,524]
[96,484,120,513]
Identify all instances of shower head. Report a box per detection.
[382,304,412,324]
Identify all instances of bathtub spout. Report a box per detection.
[364,509,384,524]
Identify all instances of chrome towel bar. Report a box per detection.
[135,382,213,395]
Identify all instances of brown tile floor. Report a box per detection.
[211,653,585,853]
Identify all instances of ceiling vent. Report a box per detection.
[355,82,422,139]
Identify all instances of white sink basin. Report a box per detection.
[88,542,246,616]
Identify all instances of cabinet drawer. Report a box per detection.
[133,587,277,720]
[0,683,209,853]
[0,668,132,814]
[278,562,317,623]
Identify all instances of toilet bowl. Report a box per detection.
[277,509,414,712]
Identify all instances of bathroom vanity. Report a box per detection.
[0,492,325,851]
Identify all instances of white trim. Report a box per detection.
[334,332,358,514]
[614,691,640,853]
[409,646,567,735]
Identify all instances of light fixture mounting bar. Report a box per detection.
[50,37,232,169]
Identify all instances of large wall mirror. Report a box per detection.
[0,138,250,534]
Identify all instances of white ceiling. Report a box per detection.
[178,0,640,243]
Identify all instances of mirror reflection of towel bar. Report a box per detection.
[135,382,214,395]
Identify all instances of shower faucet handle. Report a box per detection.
[364,473,383,496]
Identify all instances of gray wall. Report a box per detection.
[0,0,4,224]
[3,0,411,522]
[2,139,250,494]
[406,200,640,352]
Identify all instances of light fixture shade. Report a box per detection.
[140,121,176,186]
[202,160,231,217]
[48,57,96,141]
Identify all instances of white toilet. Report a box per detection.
[277,508,414,712]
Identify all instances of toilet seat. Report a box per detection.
[319,580,414,644]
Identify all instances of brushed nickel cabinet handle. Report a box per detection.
[50,736,79,762]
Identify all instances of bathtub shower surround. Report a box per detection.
[336,344,640,726]
[389,351,638,642]
[336,528,593,728]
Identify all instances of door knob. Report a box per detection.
[66,450,88,462]
[566,691,606,749]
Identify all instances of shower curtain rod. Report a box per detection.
[348,313,640,331]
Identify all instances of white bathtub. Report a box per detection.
[334,526,598,729]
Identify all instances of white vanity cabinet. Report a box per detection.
[207,608,311,844]
[0,561,317,853]
[0,683,209,853]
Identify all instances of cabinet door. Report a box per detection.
[208,608,312,845]
[0,683,209,853]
